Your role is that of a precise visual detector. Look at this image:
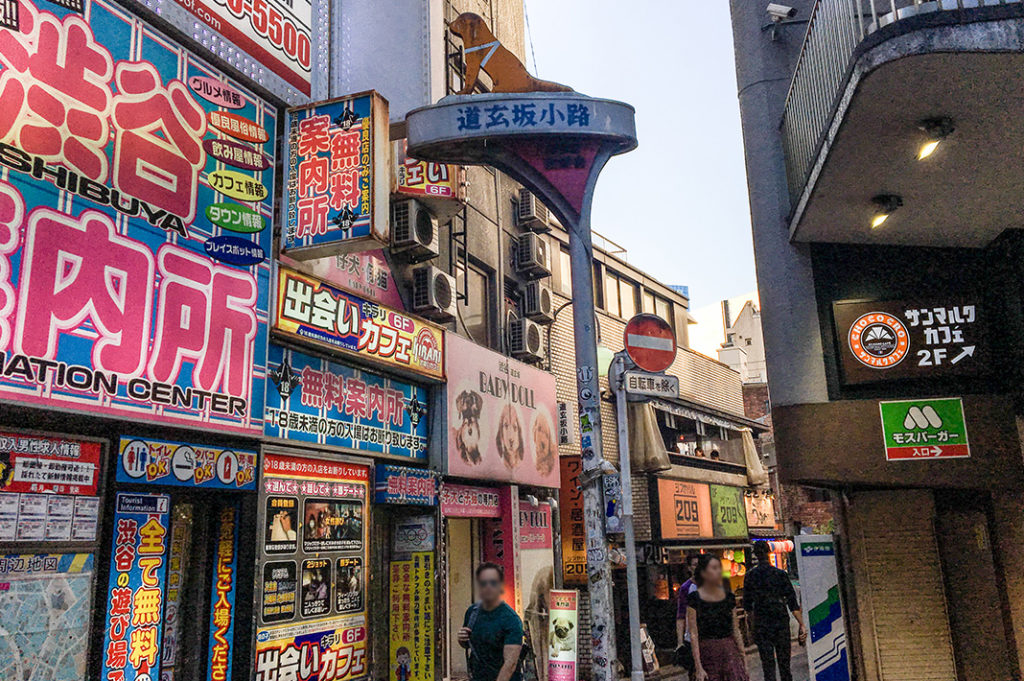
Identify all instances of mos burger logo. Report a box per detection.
[848,312,909,368]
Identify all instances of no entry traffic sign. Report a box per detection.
[623,314,676,373]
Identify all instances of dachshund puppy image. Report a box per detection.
[454,390,484,465]
[495,404,524,469]
[532,415,556,477]
[549,616,576,656]
[449,13,573,95]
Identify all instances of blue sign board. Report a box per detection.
[116,437,258,491]
[265,344,430,459]
[374,465,438,506]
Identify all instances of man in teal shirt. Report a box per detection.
[458,562,523,681]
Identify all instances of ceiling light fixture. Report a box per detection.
[917,117,955,160]
[871,194,903,229]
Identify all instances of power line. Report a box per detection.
[523,0,539,74]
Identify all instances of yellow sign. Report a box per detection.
[209,169,268,202]
[389,552,435,681]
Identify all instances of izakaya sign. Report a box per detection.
[879,397,970,461]
[284,92,390,258]
[265,344,430,460]
[0,0,276,434]
[275,267,445,380]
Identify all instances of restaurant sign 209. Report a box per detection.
[0,0,276,434]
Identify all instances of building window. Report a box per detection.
[558,248,572,296]
[604,272,620,317]
[603,270,639,320]
[457,261,491,346]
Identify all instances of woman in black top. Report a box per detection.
[686,555,749,681]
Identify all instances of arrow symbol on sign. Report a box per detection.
[930,446,942,457]
[951,346,975,365]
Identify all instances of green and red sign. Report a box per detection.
[879,397,969,461]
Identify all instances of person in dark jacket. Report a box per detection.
[743,542,807,681]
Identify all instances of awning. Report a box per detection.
[651,397,769,434]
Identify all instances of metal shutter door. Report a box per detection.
[853,490,957,681]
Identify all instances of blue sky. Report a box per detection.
[524,1,756,312]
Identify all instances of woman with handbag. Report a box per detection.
[686,554,750,681]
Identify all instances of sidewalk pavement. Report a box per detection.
[657,643,810,681]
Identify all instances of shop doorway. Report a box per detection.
[446,517,479,681]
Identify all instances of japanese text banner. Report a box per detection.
[274,267,445,380]
[0,0,276,434]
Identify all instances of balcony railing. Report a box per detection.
[781,0,1023,207]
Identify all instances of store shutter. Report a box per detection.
[849,490,957,681]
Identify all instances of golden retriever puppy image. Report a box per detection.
[449,13,573,95]
[495,404,524,469]
[532,414,556,477]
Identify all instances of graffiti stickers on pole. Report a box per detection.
[117,437,257,490]
[101,493,170,681]
[265,344,430,459]
[274,268,445,380]
[0,0,276,435]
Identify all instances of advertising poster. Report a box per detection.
[547,590,578,681]
[256,453,369,681]
[282,250,406,310]
[0,433,100,495]
[101,493,170,681]
[389,551,435,681]
[117,437,257,490]
[374,465,437,506]
[794,536,851,681]
[438,483,501,518]
[265,343,431,459]
[709,485,747,539]
[656,478,713,540]
[0,0,277,435]
[446,333,559,488]
[0,552,95,681]
[283,92,390,258]
[274,268,445,379]
[206,504,239,681]
[558,457,586,586]
[170,0,312,94]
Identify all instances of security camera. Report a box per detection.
[767,3,797,21]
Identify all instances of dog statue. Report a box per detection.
[450,13,573,95]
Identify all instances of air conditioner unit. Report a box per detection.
[411,265,456,323]
[392,199,439,262]
[509,318,544,364]
[517,188,550,232]
[524,282,554,325]
[515,233,551,281]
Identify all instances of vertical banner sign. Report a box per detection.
[162,504,194,681]
[547,590,578,681]
[794,536,851,681]
[558,457,587,586]
[709,485,747,539]
[0,0,276,435]
[102,493,170,681]
[171,0,312,94]
[389,551,435,681]
[256,453,370,681]
[482,486,522,613]
[206,503,239,681]
[879,397,970,461]
[284,92,391,258]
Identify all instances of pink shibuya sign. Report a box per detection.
[0,0,276,433]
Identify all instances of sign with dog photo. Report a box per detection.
[445,334,559,487]
[547,590,578,681]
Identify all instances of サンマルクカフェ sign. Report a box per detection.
[833,299,985,385]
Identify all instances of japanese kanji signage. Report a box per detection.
[265,344,430,460]
[274,267,445,380]
[709,484,748,538]
[171,0,312,94]
[656,478,712,540]
[547,590,579,681]
[117,437,257,490]
[389,551,435,681]
[284,250,406,310]
[558,456,586,586]
[879,397,970,461]
[438,483,501,518]
[206,503,239,681]
[393,139,460,201]
[374,465,437,505]
[446,333,560,488]
[284,92,390,258]
[256,453,369,681]
[0,432,100,495]
[101,493,170,681]
[623,371,679,400]
[834,299,984,385]
[455,99,593,133]
[0,0,277,434]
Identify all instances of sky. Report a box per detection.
[524,1,757,320]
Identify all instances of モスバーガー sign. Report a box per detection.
[0,0,276,434]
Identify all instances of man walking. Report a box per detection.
[744,542,807,681]
[458,562,524,681]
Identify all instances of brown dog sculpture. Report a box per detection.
[450,13,573,95]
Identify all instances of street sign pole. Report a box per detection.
[611,351,645,681]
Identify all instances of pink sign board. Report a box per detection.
[438,483,501,518]
[279,250,405,310]
[518,502,552,550]
[446,334,559,488]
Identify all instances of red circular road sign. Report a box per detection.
[623,314,676,373]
